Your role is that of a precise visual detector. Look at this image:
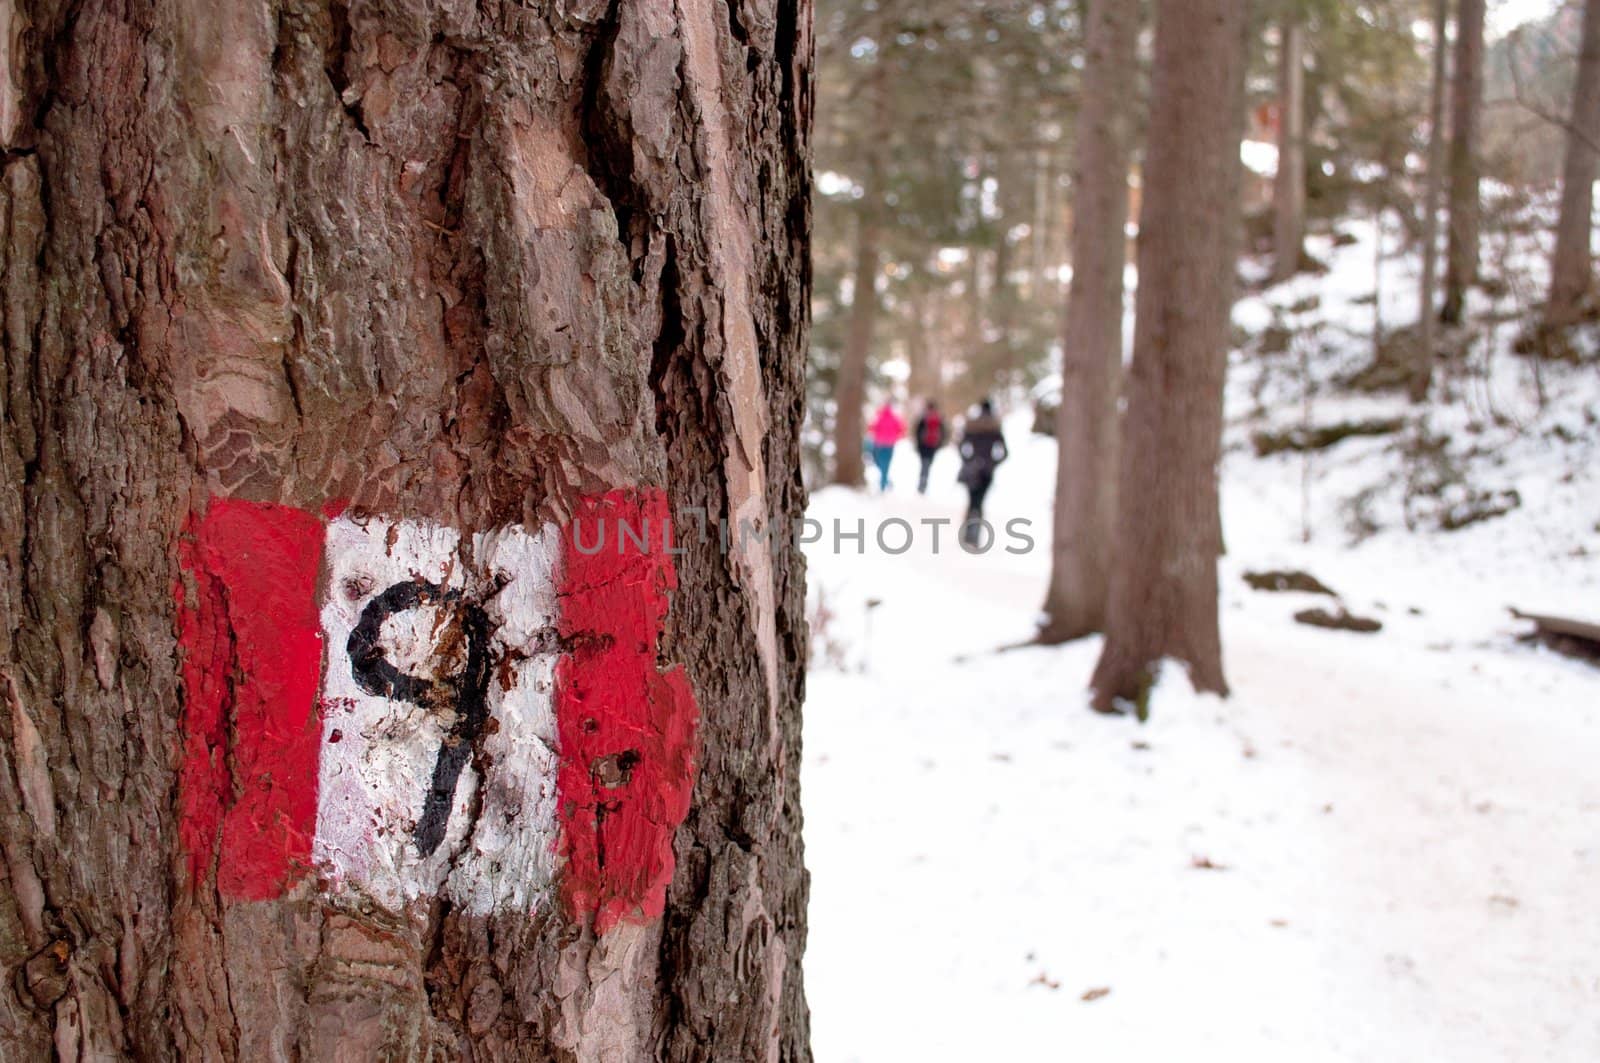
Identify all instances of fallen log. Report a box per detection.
[1294,607,1382,634]
[1251,417,1405,457]
[1438,489,1520,531]
[1510,608,1600,664]
[1243,570,1336,596]
[1510,608,1600,643]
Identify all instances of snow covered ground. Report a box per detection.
[800,222,1600,1060]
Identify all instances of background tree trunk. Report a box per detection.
[830,65,887,487]
[1038,0,1138,644]
[991,219,1017,386]
[1413,0,1449,401]
[1441,0,1484,325]
[1271,14,1307,284]
[0,1,814,1059]
[832,209,878,486]
[1547,0,1600,326]
[905,286,941,408]
[1090,0,1245,712]
[1031,144,1055,299]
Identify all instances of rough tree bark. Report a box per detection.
[1413,0,1449,401]
[0,1,813,1060]
[1441,0,1484,325]
[1270,13,1307,285]
[1038,0,1138,644]
[1090,0,1245,712]
[1548,0,1600,327]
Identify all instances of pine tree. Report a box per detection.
[1272,12,1309,283]
[1091,0,1247,712]
[1039,0,1140,643]
[1413,0,1450,401]
[1547,0,1600,326]
[1442,0,1485,325]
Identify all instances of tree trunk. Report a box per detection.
[1031,144,1054,299]
[1039,0,1138,644]
[1441,0,1484,324]
[1548,0,1600,326]
[1270,14,1307,284]
[1413,0,1449,402]
[905,286,941,408]
[0,2,814,1060]
[961,241,986,409]
[992,220,1017,386]
[830,65,887,487]
[1090,0,1245,712]
[831,207,878,486]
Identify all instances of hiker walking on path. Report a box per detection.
[912,399,947,495]
[957,398,1009,545]
[868,402,905,492]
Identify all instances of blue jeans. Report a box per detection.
[871,444,894,490]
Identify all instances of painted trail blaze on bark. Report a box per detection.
[313,515,565,914]
[175,499,326,900]
[556,488,698,933]
[172,489,696,928]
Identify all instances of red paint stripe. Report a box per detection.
[176,499,325,901]
[555,488,699,933]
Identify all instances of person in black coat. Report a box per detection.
[911,399,947,495]
[957,399,1008,544]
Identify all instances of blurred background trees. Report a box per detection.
[812,0,1085,481]
[811,0,1599,702]
[811,0,1595,483]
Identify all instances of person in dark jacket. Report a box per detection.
[957,399,1008,545]
[911,399,946,495]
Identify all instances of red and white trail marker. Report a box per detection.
[315,515,563,914]
[175,490,696,932]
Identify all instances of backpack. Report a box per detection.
[919,412,943,451]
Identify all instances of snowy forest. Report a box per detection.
[803,0,1598,1059]
[0,0,1595,1059]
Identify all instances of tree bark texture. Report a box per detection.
[1441,0,1484,324]
[1270,15,1306,284]
[1090,0,1244,711]
[1039,0,1137,644]
[1548,0,1600,326]
[0,1,813,1060]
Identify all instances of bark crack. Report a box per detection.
[323,1,372,144]
[578,0,650,259]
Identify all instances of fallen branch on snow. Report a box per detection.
[1243,569,1337,596]
[1294,607,1382,634]
[1251,417,1405,457]
[1510,608,1600,665]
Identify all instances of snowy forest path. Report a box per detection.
[803,452,1600,1062]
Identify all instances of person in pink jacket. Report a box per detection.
[867,402,905,491]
